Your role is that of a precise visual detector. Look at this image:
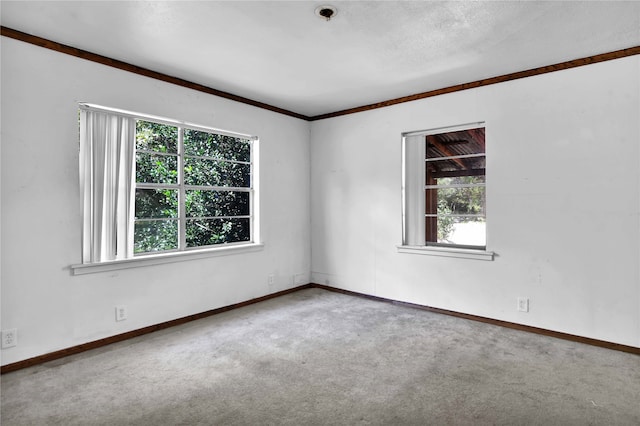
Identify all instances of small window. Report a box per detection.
[78,104,258,265]
[403,123,486,250]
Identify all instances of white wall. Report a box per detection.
[2,37,639,367]
[0,38,311,365]
[311,56,640,348]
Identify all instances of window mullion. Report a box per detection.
[136,183,180,190]
[249,140,255,243]
[184,153,250,165]
[425,153,485,162]
[425,183,486,189]
[178,128,186,250]
[184,185,252,192]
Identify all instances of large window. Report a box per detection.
[135,120,253,254]
[402,123,486,251]
[78,104,258,265]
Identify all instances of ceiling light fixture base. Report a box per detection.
[315,5,337,21]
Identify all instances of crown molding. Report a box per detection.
[2,26,639,122]
[310,45,640,120]
[0,26,310,121]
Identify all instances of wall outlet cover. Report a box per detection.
[115,305,128,321]
[1,328,18,348]
[268,274,276,288]
[517,298,529,312]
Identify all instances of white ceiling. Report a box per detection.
[2,1,639,117]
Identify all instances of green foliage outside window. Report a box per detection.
[436,176,485,242]
[134,121,251,254]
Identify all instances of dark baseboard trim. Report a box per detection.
[2,282,638,374]
[2,26,638,122]
[309,283,640,356]
[0,284,313,374]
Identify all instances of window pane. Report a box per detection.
[184,158,250,187]
[186,190,249,218]
[135,189,178,219]
[425,187,486,216]
[136,152,178,184]
[437,218,486,246]
[184,130,250,162]
[186,218,250,247]
[425,185,485,245]
[136,121,178,153]
[134,219,178,253]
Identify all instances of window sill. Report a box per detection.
[71,243,265,275]
[397,245,494,261]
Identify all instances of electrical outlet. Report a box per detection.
[2,329,18,348]
[115,305,128,321]
[517,298,529,312]
[267,274,275,289]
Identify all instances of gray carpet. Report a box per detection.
[2,288,639,425]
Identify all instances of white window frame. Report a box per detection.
[72,104,262,274]
[398,122,494,261]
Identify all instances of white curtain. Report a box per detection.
[79,109,136,263]
[403,135,425,246]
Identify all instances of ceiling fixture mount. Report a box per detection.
[315,5,337,21]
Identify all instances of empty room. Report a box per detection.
[1,1,639,424]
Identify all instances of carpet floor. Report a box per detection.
[2,288,639,425]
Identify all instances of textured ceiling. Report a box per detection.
[2,1,639,117]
